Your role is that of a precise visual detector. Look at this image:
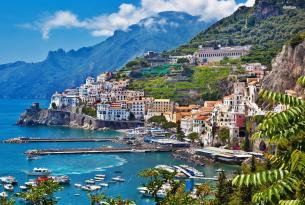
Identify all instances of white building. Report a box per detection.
[127,99,146,120]
[181,117,193,135]
[50,92,80,109]
[97,102,130,121]
[194,45,251,63]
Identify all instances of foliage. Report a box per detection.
[82,106,97,118]
[289,32,305,47]
[176,124,186,141]
[0,196,15,205]
[187,132,199,142]
[214,171,233,205]
[88,193,134,205]
[51,103,57,110]
[232,76,305,204]
[129,112,136,121]
[139,168,211,205]
[162,121,177,130]
[148,115,167,125]
[171,7,305,68]
[177,58,190,64]
[128,66,230,103]
[17,179,62,205]
[218,127,230,144]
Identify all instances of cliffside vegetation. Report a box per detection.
[170,4,305,67]
[128,66,230,103]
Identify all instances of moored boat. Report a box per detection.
[49,176,70,185]
[26,168,51,176]
[112,176,125,182]
[0,176,17,185]
[4,184,14,191]
[0,192,8,198]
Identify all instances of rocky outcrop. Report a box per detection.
[262,39,305,93]
[17,103,144,130]
[254,0,282,21]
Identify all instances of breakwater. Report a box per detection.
[25,147,174,156]
[3,137,116,144]
[17,103,144,130]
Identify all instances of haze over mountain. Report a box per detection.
[0,11,212,99]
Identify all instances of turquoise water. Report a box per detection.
[0,99,238,205]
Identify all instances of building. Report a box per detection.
[127,99,146,120]
[97,102,130,121]
[169,55,194,64]
[50,92,80,109]
[194,45,251,63]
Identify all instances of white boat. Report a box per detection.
[85,179,95,184]
[81,185,101,191]
[4,184,14,191]
[26,168,51,176]
[49,176,70,184]
[94,176,105,181]
[74,194,80,196]
[95,174,106,178]
[74,183,82,188]
[0,192,7,197]
[0,176,17,185]
[25,181,36,187]
[19,185,28,191]
[112,176,125,182]
[99,183,108,187]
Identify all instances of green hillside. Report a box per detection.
[128,66,230,104]
[170,2,305,67]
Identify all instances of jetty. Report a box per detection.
[3,137,117,144]
[25,147,174,156]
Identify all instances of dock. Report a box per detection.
[3,137,117,144]
[25,147,174,156]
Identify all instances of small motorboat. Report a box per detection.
[19,185,28,191]
[4,184,14,191]
[99,183,108,187]
[26,168,51,176]
[95,174,106,178]
[74,183,82,188]
[0,176,17,185]
[74,193,80,196]
[25,181,36,187]
[0,192,8,198]
[85,179,95,184]
[112,176,125,182]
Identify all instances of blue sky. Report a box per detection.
[0,0,251,64]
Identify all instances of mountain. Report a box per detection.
[170,0,305,67]
[0,11,212,99]
[262,33,305,93]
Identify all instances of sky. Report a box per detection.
[0,0,254,64]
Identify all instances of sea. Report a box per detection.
[0,99,239,205]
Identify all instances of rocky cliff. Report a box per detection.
[262,39,305,93]
[17,103,144,130]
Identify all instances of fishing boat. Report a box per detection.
[4,184,14,191]
[0,176,17,185]
[26,168,51,176]
[112,176,125,182]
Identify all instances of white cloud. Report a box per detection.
[25,0,255,39]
